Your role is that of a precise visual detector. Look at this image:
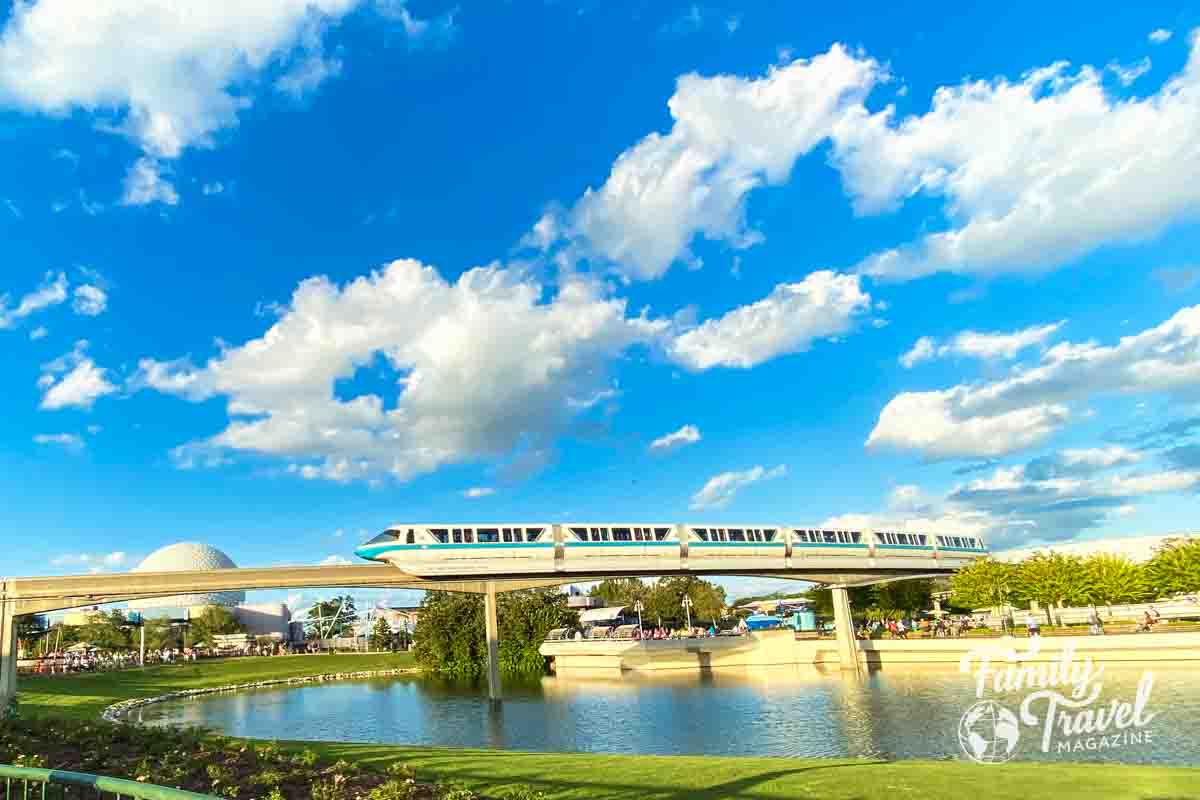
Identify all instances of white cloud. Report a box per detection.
[1108,57,1152,87]
[869,305,1200,459]
[51,551,127,569]
[899,322,1063,367]
[72,284,108,316]
[461,486,496,498]
[133,259,667,482]
[667,271,870,369]
[29,325,48,340]
[0,271,68,329]
[120,158,178,207]
[899,336,936,368]
[318,554,352,566]
[834,34,1200,280]
[202,181,225,196]
[542,44,880,280]
[0,0,361,168]
[689,464,786,510]
[649,423,701,453]
[39,340,118,411]
[1149,29,1173,44]
[33,432,84,451]
[275,52,342,99]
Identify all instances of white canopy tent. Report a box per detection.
[578,606,626,624]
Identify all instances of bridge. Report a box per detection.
[1,547,977,708]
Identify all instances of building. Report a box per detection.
[127,542,246,613]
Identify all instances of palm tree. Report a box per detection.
[1082,554,1149,614]
[1145,538,1200,597]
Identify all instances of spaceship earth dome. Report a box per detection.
[127,542,245,611]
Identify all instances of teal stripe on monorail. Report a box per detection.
[564,541,677,547]
[356,542,555,557]
[688,541,786,547]
[939,546,989,553]
[876,544,934,550]
[791,542,867,549]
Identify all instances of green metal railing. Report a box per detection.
[1,766,216,800]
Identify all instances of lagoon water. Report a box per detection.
[134,664,1200,765]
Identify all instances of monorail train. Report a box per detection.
[354,524,988,577]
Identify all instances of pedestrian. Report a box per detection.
[1026,614,1040,637]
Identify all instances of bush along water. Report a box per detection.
[0,713,547,800]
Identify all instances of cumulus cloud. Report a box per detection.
[461,486,496,498]
[33,432,84,451]
[72,284,108,316]
[538,44,881,280]
[834,33,1200,280]
[899,322,1063,367]
[29,326,48,340]
[133,259,668,482]
[667,271,870,369]
[831,446,1200,549]
[0,271,68,329]
[689,464,786,510]
[318,554,352,566]
[51,551,128,570]
[121,158,179,207]
[39,340,118,410]
[869,305,1200,459]
[649,423,701,453]
[1150,29,1173,44]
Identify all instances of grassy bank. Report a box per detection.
[16,652,416,721]
[12,654,1200,800]
[297,743,1200,800]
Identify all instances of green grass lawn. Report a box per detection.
[297,742,1200,800]
[15,652,415,721]
[13,654,1200,800]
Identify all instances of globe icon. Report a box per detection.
[957,700,1020,763]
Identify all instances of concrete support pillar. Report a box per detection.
[483,581,501,705]
[831,586,860,674]
[0,597,17,714]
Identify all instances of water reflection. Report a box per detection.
[133,663,1200,765]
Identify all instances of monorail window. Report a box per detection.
[728,529,746,541]
[693,528,709,541]
[879,532,896,544]
[365,531,397,545]
[452,529,463,543]
[477,528,499,543]
[406,530,415,544]
[525,528,543,540]
[655,527,671,540]
[762,529,777,541]
[430,529,449,544]
[570,527,587,541]
[822,531,837,544]
[936,536,948,545]
[464,529,475,543]
[613,527,632,541]
[502,529,513,543]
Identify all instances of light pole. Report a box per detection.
[682,594,693,633]
[633,600,644,636]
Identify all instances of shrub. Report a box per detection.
[436,783,476,800]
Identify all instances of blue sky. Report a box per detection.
[3,0,1200,604]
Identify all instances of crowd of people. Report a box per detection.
[855,615,981,639]
[18,640,297,676]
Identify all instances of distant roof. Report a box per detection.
[579,606,626,623]
[999,534,1197,564]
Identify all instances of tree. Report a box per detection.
[80,610,132,651]
[413,589,577,677]
[643,577,726,627]
[188,606,244,647]
[15,615,46,653]
[806,586,872,618]
[1014,552,1086,625]
[369,616,395,651]
[1145,538,1200,596]
[950,558,1021,622]
[1083,554,1149,612]
[588,578,647,607]
[871,578,933,615]
[305,596,359,638]
[143,617,183,651]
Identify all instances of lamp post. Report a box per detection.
[633,600,644,636]
[682,594,693,633]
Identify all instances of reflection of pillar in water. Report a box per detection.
[833,669,882,759]
[485,698,506,750]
